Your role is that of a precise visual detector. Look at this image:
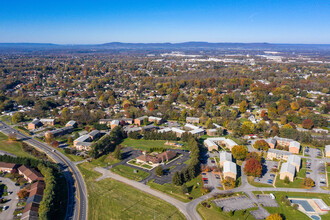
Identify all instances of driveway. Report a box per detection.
[0,177,20,220]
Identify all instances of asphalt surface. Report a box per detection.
[0,177,20,220]
[0,121,87,220]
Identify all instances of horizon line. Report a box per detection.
[0,41,330,46]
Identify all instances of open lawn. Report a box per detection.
[197,200,258,220]
[261,191,330,220]
[0,132,36,158]
[148,176,204,202]
[121,138,170,151]
[0,115,13,125]
[275,159,306,188]
[110,164,149,181]
[78,162,185,220]
[90,154,121,167]
[121,138,187,151]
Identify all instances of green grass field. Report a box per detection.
[261,191,330,220]
[148,176,204,202]
[89,154,121,167]
[110,164,150,181]
[0,132,36,158]
[121,138,187,151]
[275,158,306,188]
[78,162,185,220]
[0,115,13,125]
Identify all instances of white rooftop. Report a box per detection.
[280,162,296,175]
[325,145,330,152]
[220,151,232,162]
[223,161,237,174]
[287,155,301,166]
[289,141,301,150]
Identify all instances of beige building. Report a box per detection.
[287,155,301,172]
[223,161,237,180]
[206,129,217,136]
[325,145,330,158]
[279,162,296,182]
[40,118,55,126]
[267,149,292,161]
[204,139,218,151]
[219,151,232,167]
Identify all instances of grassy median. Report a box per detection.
[0,132,36,158]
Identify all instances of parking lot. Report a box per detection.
[256,194,279,207]
[254,160,278,185]
[213,196,255,211]
[305,147,322,158]
[202,172,222,189]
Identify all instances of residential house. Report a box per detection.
[21,202,39,220]
[223,161,237,180]
[279,162,296,182]
[0,162,17,172]
[18,165,44,183]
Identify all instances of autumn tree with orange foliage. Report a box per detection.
[244,158,263,177]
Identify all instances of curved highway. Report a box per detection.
[0,121,87,220]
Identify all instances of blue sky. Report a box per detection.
[0,0,329,44]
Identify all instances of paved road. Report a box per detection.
[0,121,87,220]
[0,177,20,220]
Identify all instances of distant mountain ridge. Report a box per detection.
[0,42,329,50]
